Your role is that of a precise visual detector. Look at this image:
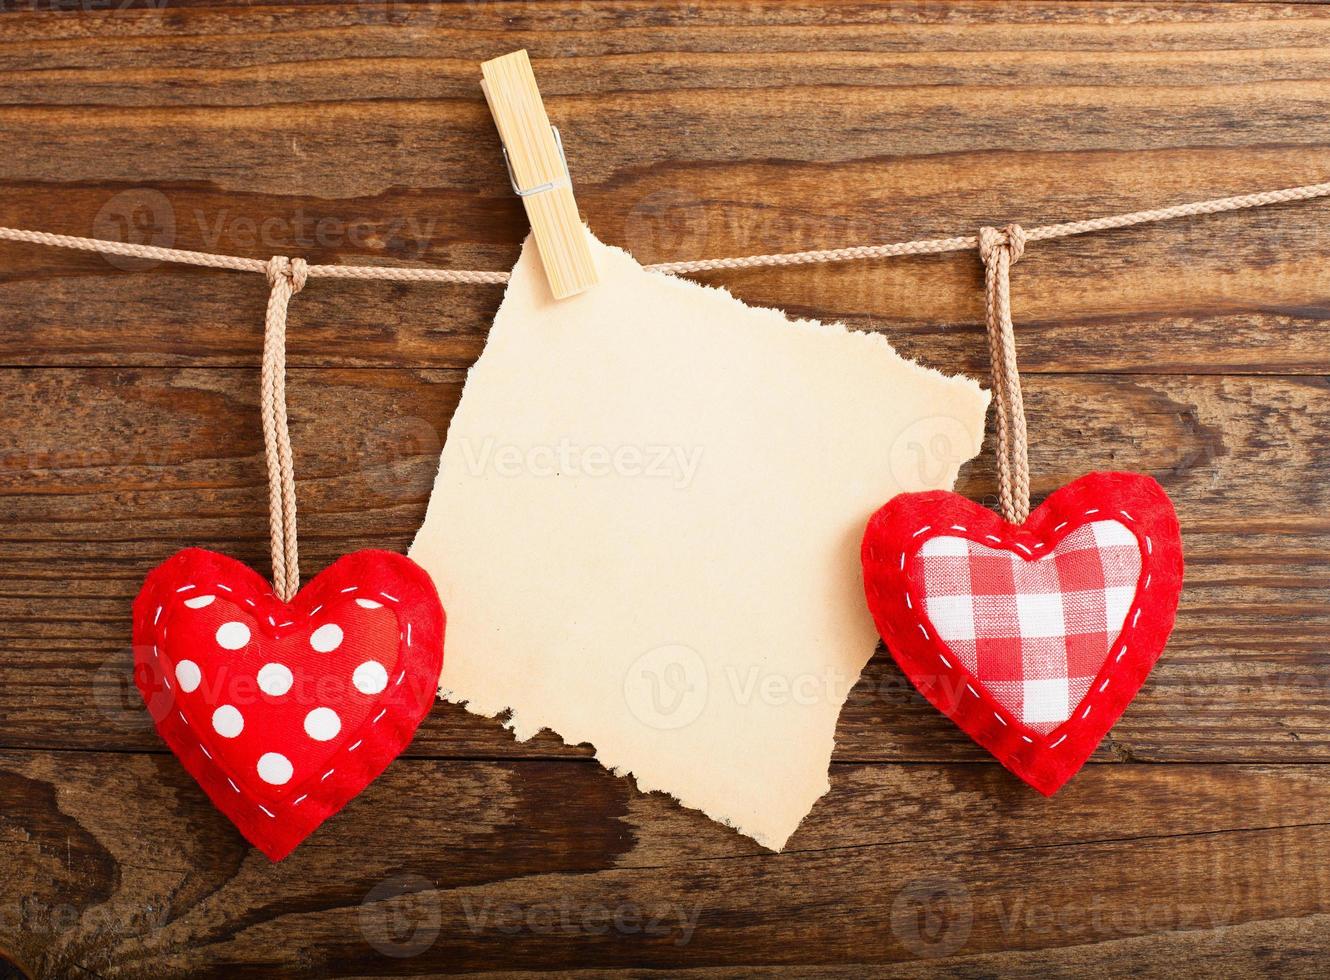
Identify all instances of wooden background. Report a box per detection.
[2,1,1330,976]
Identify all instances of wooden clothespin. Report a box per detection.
[481,49,598,299]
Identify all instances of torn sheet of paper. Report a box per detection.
[410,233,989,849]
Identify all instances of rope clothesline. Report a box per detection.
[1,180,1328,284]
[7,177,1330,594]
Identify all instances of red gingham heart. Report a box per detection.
[861,472,1183,794]
[133,548,444,860]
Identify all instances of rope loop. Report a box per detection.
[261,255,303,600]
[977,226,1031,525]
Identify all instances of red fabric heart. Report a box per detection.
[861,472,1183,795]
[132,548,444,860]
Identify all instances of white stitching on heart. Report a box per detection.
[155,575,418,825]
[899,512,1152,750]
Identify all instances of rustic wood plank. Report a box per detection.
[1,187,1328,375]
[2,2,1329,976]
[0,5,1327,373]
[2,753,1329,976]
[0,367,1327,761]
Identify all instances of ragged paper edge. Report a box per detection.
[440,680,817,850]
[425,231,991,849]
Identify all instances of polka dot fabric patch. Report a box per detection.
[861,472,1183,795]
[133,548,444,861]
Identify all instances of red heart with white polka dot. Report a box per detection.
[133,547,444,861]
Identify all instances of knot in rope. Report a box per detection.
[266,255,308,294]
[978,224,1026,266]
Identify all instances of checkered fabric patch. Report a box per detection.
[917,521,1142,734]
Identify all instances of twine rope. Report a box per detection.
[3,177,1329,581]
[0,180,1326,282]
[978,225,1030,524]
[262,255,307,601]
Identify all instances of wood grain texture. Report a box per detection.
[1,1,1329,976]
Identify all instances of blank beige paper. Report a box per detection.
[410,234,989,849]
